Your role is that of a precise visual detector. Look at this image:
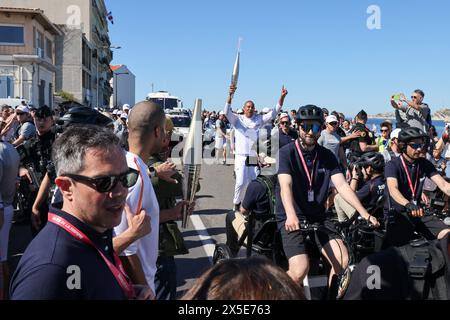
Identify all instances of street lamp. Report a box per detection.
[114,72,129,108]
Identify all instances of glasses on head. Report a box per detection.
[62,168,139,193]
[328,122,338,126]
[299,123,322,134]
[408,143,425,150]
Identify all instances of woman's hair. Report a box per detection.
[181,256,305,300]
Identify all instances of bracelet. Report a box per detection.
[351,178,358,181]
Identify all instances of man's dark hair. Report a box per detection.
[414,89,425,98]
[356,110,368,121]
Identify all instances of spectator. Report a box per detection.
[375,121,392,153]
[12,106,36,147]
[318,115,346,166]
[0,140,20,299]
[278,113,298,149]
[381,128,402,162]
[390,89,431,133]
[181,256,305,300]
[10,125,152,300]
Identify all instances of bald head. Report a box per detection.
[128,101,165,137]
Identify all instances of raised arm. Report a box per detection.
[263,86,288,123]
[224,84,239,126]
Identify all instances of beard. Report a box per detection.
[300,134,317,147]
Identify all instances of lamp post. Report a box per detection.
[114,72,129,108]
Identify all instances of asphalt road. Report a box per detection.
[7,161,237,299]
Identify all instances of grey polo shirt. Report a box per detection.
[0,141,20,206]
[399,103,430,132]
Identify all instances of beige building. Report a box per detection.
[0,7,60,107]
[2,0,114,107]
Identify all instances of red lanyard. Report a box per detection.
[48,213,136,299]
[400,156,420,199]
[295,140,318,191]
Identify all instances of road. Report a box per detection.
[7,162,236,299]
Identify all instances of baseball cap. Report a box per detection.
[279,113,289,120]
[122,104,130,111]
[237,109,244,115]
[112,109,118,115]
[390,128,401,140]
[35,106,53,118]
[219,111,225,115]
[262,107,270,114]
[120,113,128,120]
[325,115,338,123]
[16,105,30,113]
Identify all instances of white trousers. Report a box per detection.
[233,154,259,205]
[0,205,13,262]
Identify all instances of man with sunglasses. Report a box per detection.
[375,121,392,153]
[318,115,347,167]
[224,84,288,212]
[384,127,450,247]
[278,113,298,149]
[11,125,152,299]
[12,105,36,147]
[277,105,379,293]
[390,89,431,133]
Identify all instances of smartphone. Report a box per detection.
[393,94,401,101]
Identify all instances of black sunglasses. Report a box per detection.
[16,112,25,116]
[280,121,290,125]
[381,129,389,132]
[62,168,139,193]
[411,96,419,100]
[328,122,338,126]
[408,143,425,150]
[299,123,322,134]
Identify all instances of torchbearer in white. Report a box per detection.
[225,42,288,210]
[182,99,203,228]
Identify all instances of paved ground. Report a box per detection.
[7,161,237,299]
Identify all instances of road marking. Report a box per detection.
[189,214,215,264]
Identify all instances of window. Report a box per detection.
[35,31,44,57]
[46,38,53,60]
[0,25,24,45]
[0,76,14,98]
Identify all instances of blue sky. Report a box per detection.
[106,0,450,115]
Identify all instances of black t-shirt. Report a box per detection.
[276,143,341,227]
[242,179,271,215]
[356,175,385,210]
[349,123,375,156]
[278,128,298,149]
[384,156,438,212]
[10,208,126,300]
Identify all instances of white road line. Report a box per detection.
[189,214,215,264]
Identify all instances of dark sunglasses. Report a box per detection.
[299,123,322,134]
[280,121,290,125]
[16,112,25,116]
[408,143,425,150]
[411,96,418,100]
[381,129,389,132]
[328,122,338,126]
[62,168,139,193]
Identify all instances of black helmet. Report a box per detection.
[296,105,324,124]
[56,107,113,132]
[398,127,428,143]
[357,152,385,171]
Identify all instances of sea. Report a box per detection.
[366,118,448,137]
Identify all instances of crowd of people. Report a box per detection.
[0,84,449,300]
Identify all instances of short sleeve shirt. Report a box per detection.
[242,179,270,215]
[318,130,342,163]
[276,143,341,228]
[356,176,385,210]
[384,156,438,212]
[19,122,36,140]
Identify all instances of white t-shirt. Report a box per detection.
[114,152,160,292]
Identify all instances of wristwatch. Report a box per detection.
[148,166,157,178]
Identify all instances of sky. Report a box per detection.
[106,0,450,115]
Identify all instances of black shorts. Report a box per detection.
[386,212,449,247]
[280,219,341,259]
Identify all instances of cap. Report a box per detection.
[325,115,338,123]
[390,128,401,139]
[112,110,118,115]
[279,113,289,120]
[237,109,244,115]
[219,111,225,115]
[35,106,53,118]
[122,104,130,111]
[120,113,128,120]
[16,105,30,113]
[262,107,271,114]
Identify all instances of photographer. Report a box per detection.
[334,152,385,222]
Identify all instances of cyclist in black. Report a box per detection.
[334,152,385,222]
[384,127,450,247]
[276,105,379,289]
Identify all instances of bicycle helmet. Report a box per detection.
[357,152,385,171]
[398,127,428,143]
[296,105,324,124]
[56,106,113,132]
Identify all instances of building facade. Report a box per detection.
[2,0,114,108]
[0,7,60,107]
[110,64,135,109]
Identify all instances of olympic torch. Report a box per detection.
[181,98,203,228]
[231,37,242,86]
